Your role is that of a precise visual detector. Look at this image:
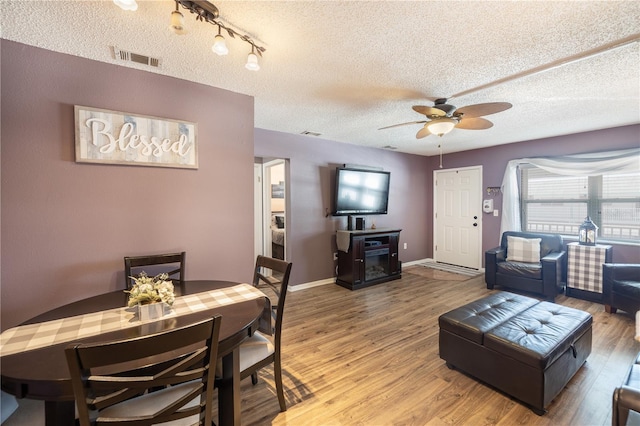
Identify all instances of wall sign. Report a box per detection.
[75,106,198,169]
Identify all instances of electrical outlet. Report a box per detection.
[333,252,338,260]
[493,209,499,217]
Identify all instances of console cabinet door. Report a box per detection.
[351,237,365,285]
[389,233,399,275]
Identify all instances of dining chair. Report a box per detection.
[124,251,186,290]
[234,255,292,411]
[65,315,221,426]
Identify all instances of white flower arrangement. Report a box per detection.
[126,272,175,307]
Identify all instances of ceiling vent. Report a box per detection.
[111,47,161,68]
[301,131,322,137]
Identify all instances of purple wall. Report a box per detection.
[428,126,640,263]
[1,41,255,329]
[2,40,638,330]
[255,129,431,286]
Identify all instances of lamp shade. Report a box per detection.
[113,0,138,11]
[427,118,456,136]
[245,52,260,71]
[212,35,229,55]
[169,10,187,35]
[578,216,598,245]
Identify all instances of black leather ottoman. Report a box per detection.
[439,291,592,415]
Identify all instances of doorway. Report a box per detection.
[254,158,288,261]
[433,166,482,269]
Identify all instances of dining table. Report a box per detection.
[0,280,270,426]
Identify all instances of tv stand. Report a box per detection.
[335,229,401,290]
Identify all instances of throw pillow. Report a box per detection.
[506,236,542,263]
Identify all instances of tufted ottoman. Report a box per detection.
[438,291,592,415]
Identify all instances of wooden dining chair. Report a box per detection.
[65,315,221,426]
[124,251,185,290]
[237,255,292,411]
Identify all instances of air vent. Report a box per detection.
[300,131,322,137]
[111,47,161,68]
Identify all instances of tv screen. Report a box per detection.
[333,167,390,215]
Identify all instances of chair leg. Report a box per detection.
[605,304,617,314]
[274,356,286,411]
[251,372,258,385]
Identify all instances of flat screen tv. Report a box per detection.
[333,167,390,215]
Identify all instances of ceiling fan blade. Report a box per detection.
[456,117,494,130]
[455,102,512,118]
[416,126,431,139]
[379,120,427,130]
[412,105,447,117]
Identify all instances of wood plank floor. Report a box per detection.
[239,266,636,426]
[4,266,637,425]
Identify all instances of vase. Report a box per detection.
[137,302,166,321]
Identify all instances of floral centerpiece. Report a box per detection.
[126,272,175,307]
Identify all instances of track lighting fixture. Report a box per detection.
[169,1,265,70]
[115,0,265,69]
[169,2,187,35]
[212,25,229,56]
[113,0,138,11]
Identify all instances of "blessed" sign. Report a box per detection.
[75,106,198,169]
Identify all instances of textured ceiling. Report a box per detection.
[2,0,639,156]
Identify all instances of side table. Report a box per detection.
[566,242,613,302]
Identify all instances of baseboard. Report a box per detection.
[289,277,335,292]
[289,258,484,292]
[403,258,433,267]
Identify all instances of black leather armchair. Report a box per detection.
[603,263,640,315]
[614,352,640,426]
[485,231,565,301]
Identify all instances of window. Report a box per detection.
[520,166,640,243]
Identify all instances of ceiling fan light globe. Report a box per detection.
[212,35,229,55]
[427,118,456,136]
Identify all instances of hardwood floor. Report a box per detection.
[4,266,636,425]
[238,266,636,426]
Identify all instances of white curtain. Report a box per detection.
[500,147,640,240]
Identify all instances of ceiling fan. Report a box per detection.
[379,98,512,139]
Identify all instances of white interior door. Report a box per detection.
[434,166,482,269]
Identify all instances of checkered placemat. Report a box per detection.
[567,243,609,293]
[0,284,269,357]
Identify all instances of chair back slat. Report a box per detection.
[65,315,221,426]
[124,252,186,289]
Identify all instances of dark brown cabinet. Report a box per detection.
[336,229,401,290]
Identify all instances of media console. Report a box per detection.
[335,229,402,290]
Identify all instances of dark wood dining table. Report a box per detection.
[0,280,268,426]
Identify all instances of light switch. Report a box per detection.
[493,209,499,217]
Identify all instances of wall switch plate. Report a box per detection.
[493,209,499,217]
[403,243,407,249]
